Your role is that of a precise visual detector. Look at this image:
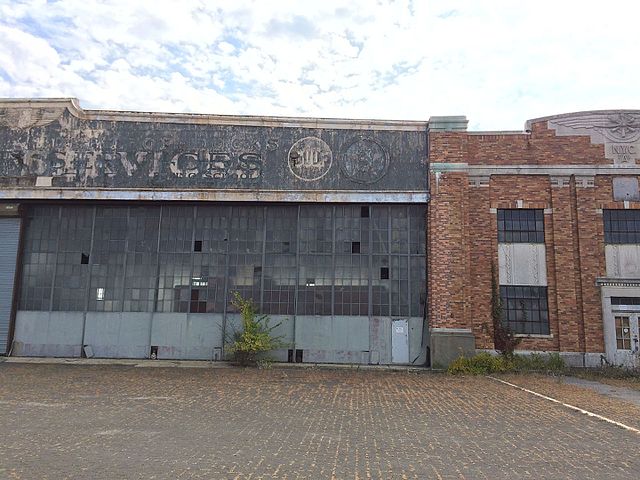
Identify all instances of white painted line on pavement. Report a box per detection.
[487,376,640,435]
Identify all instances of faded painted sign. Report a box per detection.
[0,103,428,192]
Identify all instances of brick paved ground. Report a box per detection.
[496,373,640,431]
[0,364,638,479]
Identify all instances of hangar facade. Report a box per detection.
[1,98,639,367]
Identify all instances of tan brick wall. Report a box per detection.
[428,172,469,329]
[467,121,607,166]
[429,120,632,354]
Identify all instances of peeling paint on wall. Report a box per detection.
[0,103,428,193]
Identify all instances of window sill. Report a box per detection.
[514,334,554,339]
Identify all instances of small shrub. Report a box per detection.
[510,352,565,373]
[546,353,565,372]
[448,352,511,375]
[514,352,545,371]
[226,292,284,367]
[448,352,566,375]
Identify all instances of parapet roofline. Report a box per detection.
[4,98,638,134]
[0,97,428,132]
[525,109,640,131]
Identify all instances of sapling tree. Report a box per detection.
[226,292,284,366]
[491,263,520,357]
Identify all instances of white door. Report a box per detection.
[391,319,409,364]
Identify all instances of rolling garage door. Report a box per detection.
[0,217,21,354]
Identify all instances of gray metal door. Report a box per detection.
[391,319,409,363]
[0,217,21,354]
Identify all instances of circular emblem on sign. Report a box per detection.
[288,137,332,181]
[340,138,389,184]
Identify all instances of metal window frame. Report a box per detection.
[19,202,427,323]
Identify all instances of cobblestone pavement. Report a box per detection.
[496,373,640,431]
[1,364,638,479]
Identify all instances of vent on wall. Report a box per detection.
[288,349,304,363]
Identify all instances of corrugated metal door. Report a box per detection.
[0,217,20,354]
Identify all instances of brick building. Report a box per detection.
[428,112,640,367]
[0,99,638,367]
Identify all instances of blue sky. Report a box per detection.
[0,0,639,130]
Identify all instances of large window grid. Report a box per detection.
[193,206,230,313]
[52,207,93,311]
[409,205,426,255]
[19,204,427,319]
[497,209,544,243]
[500,285,550,335]
[263,206,297,315]
[19,206,59,311]
[88,208,127,312]
[226,206,264,308]
[298,205,334,316]
[124,207,159,312]
[298,255,333,315]
[604,209,640,244]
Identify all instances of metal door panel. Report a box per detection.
[392,319,409,363]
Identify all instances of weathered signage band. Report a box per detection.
[0,101,428,194]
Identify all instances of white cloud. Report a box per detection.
[0,0,639,129]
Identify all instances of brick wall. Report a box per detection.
[428,119,632,354]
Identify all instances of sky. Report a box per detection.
[0,0,639,130]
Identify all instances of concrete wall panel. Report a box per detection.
[13,311,83,357]
[605,244,640,278]
[332,316,369,351]
[84,312,152,358]
[295,316,333,349]
[498,243,547,286]
[369,317,391,364]
[150,313,223,360]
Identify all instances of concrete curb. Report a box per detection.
[1,356,432,373]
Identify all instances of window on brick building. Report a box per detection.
[500,285,549,335]
[611,296,640,306]
[603,209,640,244]
[497,209,544,243]
[615,316,632,350]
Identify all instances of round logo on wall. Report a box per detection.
[287,137,333,181]
[339,137,389,184]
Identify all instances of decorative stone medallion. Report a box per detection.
[287,136,332,181]
[545,111,640,164]
[340,137,389,184]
